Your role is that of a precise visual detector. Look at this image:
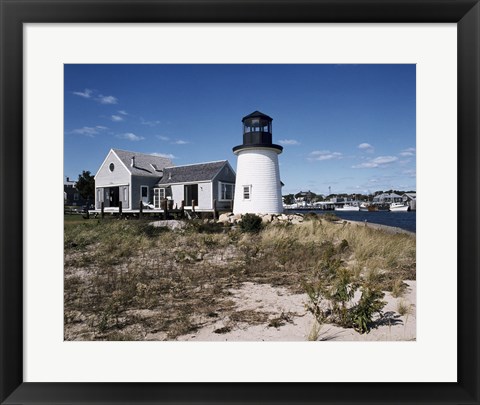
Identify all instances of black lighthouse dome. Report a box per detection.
[233,110,283,154]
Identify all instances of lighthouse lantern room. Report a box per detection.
[232,111,284,215]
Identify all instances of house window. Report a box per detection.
[97,189,102,202]
[220,183,234,200]
[243,185,251,200]
[141,186,149,204]
[74,193,79,201]
[153,188,166,209]
[109,163,115,172]
[123,187,127,202]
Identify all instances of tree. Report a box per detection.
[283,194,295,205]
[76,170,95,202]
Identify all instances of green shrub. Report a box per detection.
[135,223,169,238]
[338,239,349,253]
[239,213,263,233]
[196,222,225,234]
[350,287,386,334]
[303,212,319,221]
[321,212,340,222]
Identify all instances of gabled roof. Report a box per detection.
[156,161,230,185]
[242,110,273,122]
[112,149,172,177]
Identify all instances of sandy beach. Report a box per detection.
[177,280,416,341]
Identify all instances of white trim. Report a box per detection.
[158,180,211,187]
[210,161,228,182]
[94,148,114,180]
[95,183,129,188]
[242,185,252,200]
[112,149,133,174]
[94,149,132,180]
[233,146,282,156]
[163,160,227,170]
[219,182,235,201]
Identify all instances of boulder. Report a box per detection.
[150,220,186,230]
[218,213,232,223]
[262,214,273,224]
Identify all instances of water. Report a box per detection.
[285,209,416,233]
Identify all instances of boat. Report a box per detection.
[335,204,360,212]
[389,202,409,212]
[359,203,374,212]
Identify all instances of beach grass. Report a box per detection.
[64,215,415,340]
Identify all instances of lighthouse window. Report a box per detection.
[220,183,234,200]
[243,185,251,200]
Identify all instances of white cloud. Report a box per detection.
[73,89,93,98]
[70,125,107,137]
[156,135,170,141]
[97,95,118,104]
[358,143,374,153]
[353,155,399,168]
[399,147,416,157]
[141,117,161,127]
[117,110,128,115]
[172,140,189,145]
[278,139,300,145]
[309,150,343,161]
[403,169,416,177]
[73,89,118,104]
[117,132,144,141]
[151,152,176,159]
[111,115,124,122]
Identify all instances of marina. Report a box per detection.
[284,208,416,233]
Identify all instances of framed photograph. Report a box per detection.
[1,0,479,404]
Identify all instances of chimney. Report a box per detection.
[66,176,69,182]
[131,156,135,167]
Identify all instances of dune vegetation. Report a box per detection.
[64,213,416,341]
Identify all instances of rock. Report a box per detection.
[150,220,186,230]
[218,213,231,223]
[229,214,242,224]
[279,214,289,221]
[262,214,273,224]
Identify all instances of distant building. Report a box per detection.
[64,177,87,206]
[373,192,403,203]
[402,193,417,210]
[295,191,316,204]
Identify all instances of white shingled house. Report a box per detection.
[154,160,236,212]
[94,149,235,212]
[94,149,173,211]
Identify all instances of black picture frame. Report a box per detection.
[1,1,479,404]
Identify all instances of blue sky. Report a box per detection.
[64,64,416,195]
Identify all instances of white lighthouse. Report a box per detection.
[233,111,283,215]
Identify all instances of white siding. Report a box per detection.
[233,148,283,215]
[95,150,131,209]
[95,150,130,187]
[198,182,212,210]
[171,184,184,208]
[169,182,212,210]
